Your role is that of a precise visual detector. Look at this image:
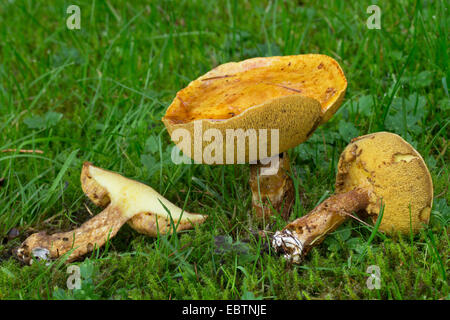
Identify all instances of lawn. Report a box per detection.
[0,0,448,300]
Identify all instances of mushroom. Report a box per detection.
[272,132,433,263]
[162,54,347,221]
[16,162,206,264]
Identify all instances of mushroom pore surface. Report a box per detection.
[335,132,433,234]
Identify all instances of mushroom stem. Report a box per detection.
[16,205,128,264]
[249,152,294,221]
[272,188,369,263]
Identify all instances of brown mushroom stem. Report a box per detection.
[16,206,128,264]
[272,188,369,263]
[250,152,294,221]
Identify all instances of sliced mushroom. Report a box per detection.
[162,54,347,221]
[272,132,433,263]
[16,163,206,264]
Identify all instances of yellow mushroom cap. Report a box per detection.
[162,54,347,163]
[335,132,433,234]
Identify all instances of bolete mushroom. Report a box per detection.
[272,132,433,263]
[162,54,347,221]
[16,162,206,264]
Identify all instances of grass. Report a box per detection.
[0,0,448,300]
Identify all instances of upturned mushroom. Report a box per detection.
[16,162,206,264]
[272,132,433,263]
[163,54,347,221]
